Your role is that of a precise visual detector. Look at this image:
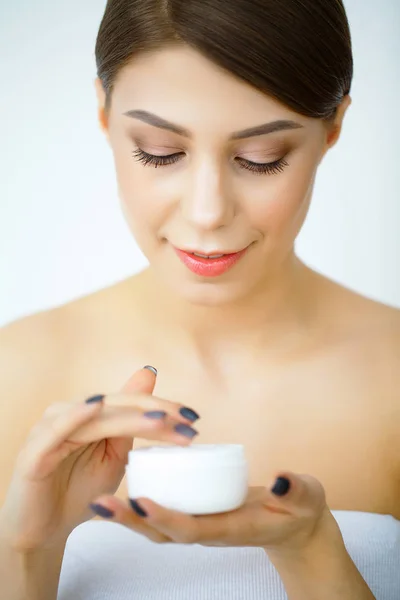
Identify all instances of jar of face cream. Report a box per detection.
[125,444,249,515]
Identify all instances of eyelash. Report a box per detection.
[131,148,288,176]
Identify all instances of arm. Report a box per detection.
[0,535,66,600]
[0,314,69,598]
[266,511,376,600]
[0,313,65,506]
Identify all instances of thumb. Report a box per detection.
[264,471,327,515]
[120,365,158,395]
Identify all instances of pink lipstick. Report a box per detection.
[173,247,248,277]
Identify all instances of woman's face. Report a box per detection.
[96,46,347,306]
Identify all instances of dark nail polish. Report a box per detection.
[271,477,291,496]
[143,365,158,376]
[144,410,166,419]
[174,423,199,439]
[89,503,114,518]
[179,407,200,422]
[85,394,105,404]
[130,498,148,517]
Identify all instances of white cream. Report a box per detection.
[125,444,248,515]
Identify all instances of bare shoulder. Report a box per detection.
[353,293,400,410]
[309,268,399,405]
[0,306,72,403]
[315,271,400,458]
[353,296,400,492]
[0,276,140,385]
[0,305,74,502]
[3,273,147,390]
[311,267,400,343]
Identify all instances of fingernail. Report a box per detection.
[89,503,114,518]
[144,410,166,419]
[174,423,199,439]
[271,477,291,496]
[85,395,105,404]
[143,365,158,376]
[179,407,200,422]
[129,498,148,517]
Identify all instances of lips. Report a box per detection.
[173,246,249,277]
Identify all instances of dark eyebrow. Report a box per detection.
[123,109,303,140]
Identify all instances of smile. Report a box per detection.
[172,246,250,277]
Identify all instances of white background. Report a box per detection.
[1,0,399,327]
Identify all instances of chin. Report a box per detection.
[164,274,258,307]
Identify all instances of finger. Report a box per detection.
[103,366,157,462]
[69,404,199,447]
[102,391,200,427]
[118,365,199,425]
[73,391,199,427]
[120,366,158,395]
[263,472,326,516]
[17,399,105,478]
[244,486,270,504]
[123,497,202,545]
[88,495,171,544]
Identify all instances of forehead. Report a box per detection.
[110,46,311,131]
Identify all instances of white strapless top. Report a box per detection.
[57,511,400,600]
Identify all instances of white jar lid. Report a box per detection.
[128,443,246,469]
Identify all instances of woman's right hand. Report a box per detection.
[0,366,200,553]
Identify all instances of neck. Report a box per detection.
[136,253,320,371]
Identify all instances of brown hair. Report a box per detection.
[95,0,353,120]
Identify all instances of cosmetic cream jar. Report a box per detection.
[126,444,248,515]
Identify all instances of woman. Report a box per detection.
[0,0,399,599]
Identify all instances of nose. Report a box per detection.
[180,159,235,231]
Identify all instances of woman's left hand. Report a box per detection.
[88,471,342,556]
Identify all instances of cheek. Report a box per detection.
[112,150,166,234]
[246,160,317,235]
[120,190,162,245]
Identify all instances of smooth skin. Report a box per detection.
[0,44,399,599]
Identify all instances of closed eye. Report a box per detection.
[132,148,288,176]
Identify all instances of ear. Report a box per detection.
[94,77,110,144]
[320,94,352,159]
